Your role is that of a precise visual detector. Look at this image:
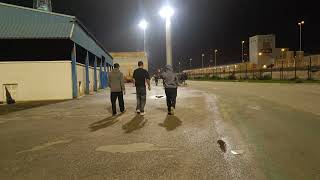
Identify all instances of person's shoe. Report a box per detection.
[136,109,141,114]
[170,107,175,115]
[112,113,117,117]
[140,112,145,116]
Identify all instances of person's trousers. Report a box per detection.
[165,88,177,112]
[136,87,147,112]
[110,92,125,115]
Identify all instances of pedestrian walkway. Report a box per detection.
[0,83,256,180]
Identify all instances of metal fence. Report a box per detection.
[184,56,320,80]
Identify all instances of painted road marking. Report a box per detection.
[17,139,72,154]
[96,143,176,153]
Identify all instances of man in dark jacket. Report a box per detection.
[161,65,179,115]
[108,63,126,116]
[133,61,151,116]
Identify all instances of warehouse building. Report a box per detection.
[0,2,113,104]
[110,52,148,82]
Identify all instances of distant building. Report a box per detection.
[0,2,113,103]
[110,52,148,82]
[249,34,276,66]
[33,0,52,12]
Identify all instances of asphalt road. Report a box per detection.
[0,81,319,180]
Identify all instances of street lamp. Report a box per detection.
[201,54,205,68]
[138,19,148,53]
[159,5,174,66]
[179,61,181,73]
[259,52,263,56]
[298,20,305,52]
[281,48,286,59]
[242,41,245,63]
[189,58,192,69]
[214,49,218,67]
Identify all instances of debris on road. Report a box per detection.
[217,140,227,153]
[231,150,245,155]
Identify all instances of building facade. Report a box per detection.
[0,2,113,103]
[110,52,148,82]
[249,34,276,66]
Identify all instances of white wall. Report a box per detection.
[0,61,72,102]
[97,68,101,89]
[89,67,94,92]
[76,63,86,96]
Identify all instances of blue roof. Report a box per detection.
[0,2,112,64]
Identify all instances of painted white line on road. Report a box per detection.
[17,139,72,154]
[96,143,176,153]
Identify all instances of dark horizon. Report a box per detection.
[1,0,319,72]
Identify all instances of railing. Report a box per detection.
[184,56,320,80]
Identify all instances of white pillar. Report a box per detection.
[166,19,172,66]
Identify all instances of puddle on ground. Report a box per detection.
[96,143,176,153]
[217,140,227,153]
[17,139,72,154]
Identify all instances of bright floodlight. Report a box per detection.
[139,19,148,30]
[159,6,174,19]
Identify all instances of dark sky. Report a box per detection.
[1,0,320,72]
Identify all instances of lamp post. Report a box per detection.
[242,41,245,63]
[160,6,174,66]
[201,54,205,68]
[214,49,218,67]
[298,20,305,52]
[281,48,285,59]
[138,19,148,53]
[179,61,181,73]
[189,58,192,69]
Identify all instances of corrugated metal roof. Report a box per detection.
[0,2,112,64]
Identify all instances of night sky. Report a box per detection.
[1,0,319,72]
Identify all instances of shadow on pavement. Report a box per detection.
[0,100,66,115]
[122,115,148,133]
[159,115,182,131]
[89,116,120,132]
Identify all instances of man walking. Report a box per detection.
[108,63,126,116]
[161,65,179,115]
[133,61,151,116]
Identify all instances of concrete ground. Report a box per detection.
[0,81,320,180]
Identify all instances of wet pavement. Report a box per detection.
[0,81,319,179]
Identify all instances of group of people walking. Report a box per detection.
[108,61,179,116]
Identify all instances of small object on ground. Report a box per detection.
[231,150,245,155]
[156,95,164,99]
[217,140,227,153]
[140,112,145,116]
